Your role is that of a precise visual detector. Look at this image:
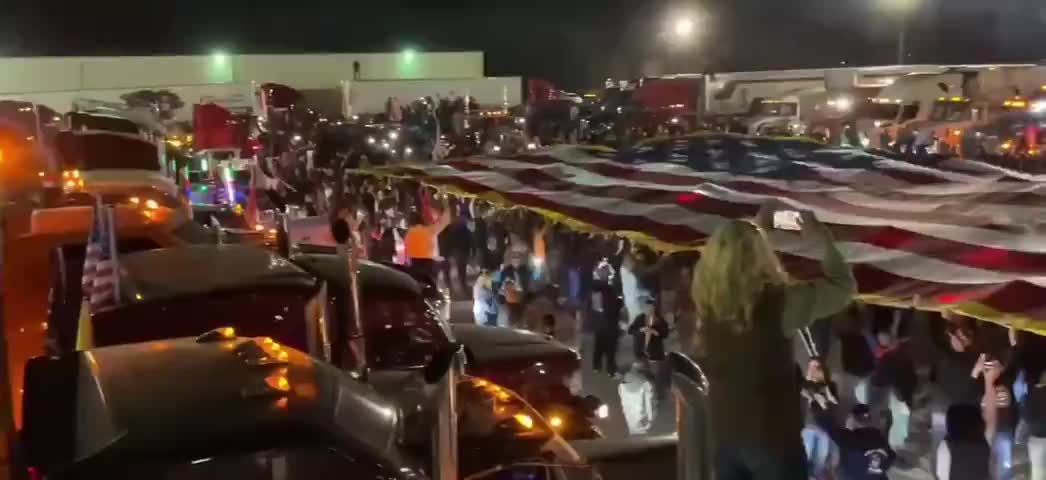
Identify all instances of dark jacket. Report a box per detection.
[628,313,669,361]
[838,330,876,377]
[1026,382,1046,438]
[443,218,473,259]
[937,351,982,406]
[928,320,984,408]
[697,227,855,450]
[871,343,917,407]
[943,439,991,480]
[814,408,895,480]
[371,225,397,263]
[592,282,623,335]
[1016,333,1046,437]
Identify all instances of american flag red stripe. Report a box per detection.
[360,141,1046,331]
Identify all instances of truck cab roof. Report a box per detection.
[118,245,319,304]
[22,336,420,478]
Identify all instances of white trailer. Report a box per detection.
[701,65,944,118]
[341,77,523,116]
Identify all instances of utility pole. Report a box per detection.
[897,24,906,65]
[883,0,919,64]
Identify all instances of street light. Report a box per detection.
[666,13,699,45]
[674,17,695,39]
[662,11,701,74]
[880,0,918,11]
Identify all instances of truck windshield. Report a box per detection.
[900,103,920,122]
[856,102,901,120]
[192,208,252,230]
[56,132,161,171]
[66,112,141,135]
[929,102,972,122]
[362,292,451,370]
[752,101,797,117]
[171,220,219,245]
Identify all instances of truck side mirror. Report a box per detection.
[579,394,608,419]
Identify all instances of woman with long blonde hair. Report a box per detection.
[692,202,856,480]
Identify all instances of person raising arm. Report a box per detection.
[690,200,856,480]
[751,205,856,333]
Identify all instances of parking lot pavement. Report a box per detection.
[449,299,676,438]
[448,300,941,479]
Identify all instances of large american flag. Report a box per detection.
[82,198,119,312]
[360,135,1046,332]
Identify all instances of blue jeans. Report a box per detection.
[994,429,1015,480]
[567,268,582,307]
[802,426,834,479]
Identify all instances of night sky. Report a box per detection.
[1,0,1045,89]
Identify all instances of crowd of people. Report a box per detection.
[336,177,1046,480]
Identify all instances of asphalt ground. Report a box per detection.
[447,292,943,479]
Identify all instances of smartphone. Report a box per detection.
[773,210,802,231]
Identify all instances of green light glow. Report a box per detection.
[398,48,420,78]
[212,51,229,66]
[207,51,234,83]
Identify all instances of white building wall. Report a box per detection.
[0,51,485,121]
[0,58,84,94]
[0,84,254,122]
[0,52,483,93]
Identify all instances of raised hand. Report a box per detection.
[754,198,788,231]
[984,358,1005,385]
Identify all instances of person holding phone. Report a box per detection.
[690,200,856,480]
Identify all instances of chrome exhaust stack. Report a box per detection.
[426,345,466,480]
[668,351,712,480]
[331,215,368,380]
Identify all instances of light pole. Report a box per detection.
[881,0,919,64]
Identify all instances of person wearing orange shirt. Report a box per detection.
[404,195,451,282]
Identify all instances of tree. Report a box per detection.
[121,89,185,122]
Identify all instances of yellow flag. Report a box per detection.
[75,298,95,351]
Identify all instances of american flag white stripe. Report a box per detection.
[381,161,1046,286]
[458,151,1046,203]
[403,155,1046,253]
[359,140,1046,329]
[483,149,1046,214]
[81,200,119,313]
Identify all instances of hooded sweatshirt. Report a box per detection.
[697,226,855,449]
